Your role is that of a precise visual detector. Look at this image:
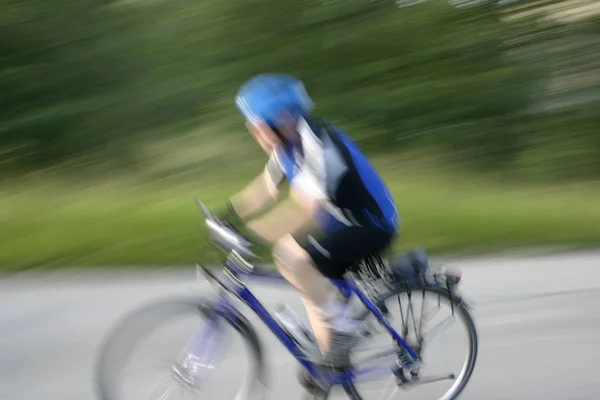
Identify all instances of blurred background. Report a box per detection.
[1,0,599,271]
[2,3,600,400]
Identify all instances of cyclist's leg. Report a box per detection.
[272,234,338,351]
[301,294,347,352]
[302,227,394,362]
[273,226,394,358]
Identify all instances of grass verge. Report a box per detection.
[2,157,600,272]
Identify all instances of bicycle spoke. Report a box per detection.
[96,298,258,400]
[382,378,399,400]
[145,373,174,400]
[353,347,399,365]
[420,301,447,324]
[397,289,446,347]
[350,284,478,400]
[407,291,420,343]
[416,296,455,338]
[397,295,409,338]
[421,314,457,349]
[177,382,201,400]
[418,290,426,340]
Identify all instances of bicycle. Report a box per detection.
[94,199,478,400]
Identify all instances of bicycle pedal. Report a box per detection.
[303,385,330,400]
[298,364,333,390]
[298,367,318,389]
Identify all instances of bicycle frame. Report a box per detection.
[193,256,421,388]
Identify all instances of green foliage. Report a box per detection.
[1,1,127,166]
[0,0,599,178]
[516,100,600,180]
[214,0,541,165]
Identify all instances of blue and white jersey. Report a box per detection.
[265,117,400,235]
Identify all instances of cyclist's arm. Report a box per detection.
[245,187,321,244]
[229,152,285,220]
[245,158,331,244]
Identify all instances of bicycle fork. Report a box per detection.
[172,305,229,390]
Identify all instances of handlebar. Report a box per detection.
[195,199,259,260]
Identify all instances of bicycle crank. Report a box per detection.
[394,370,456,390]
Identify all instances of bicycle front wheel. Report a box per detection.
[348,285,478,400]
[94,296,265,400]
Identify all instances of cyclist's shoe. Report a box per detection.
[298,364,326,389]
[303,384,330,400]
[299,363,357,400]
[298,363,351,400]
[318,329,361,368]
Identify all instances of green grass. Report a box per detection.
[2,153,600,272]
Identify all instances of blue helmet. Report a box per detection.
[235,74,314,128]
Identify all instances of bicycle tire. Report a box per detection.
[351,285,478,400]
[94,296,266,400]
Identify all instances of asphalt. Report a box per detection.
[1,250,600,400]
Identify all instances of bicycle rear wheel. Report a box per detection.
[94,296,265,400]
[348,285,478,400]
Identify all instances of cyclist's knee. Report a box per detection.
[272,234,311,271]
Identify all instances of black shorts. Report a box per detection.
[298,226,396,279]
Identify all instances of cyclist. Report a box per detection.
[217,74,400,372]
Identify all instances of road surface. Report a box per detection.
[1,251,600,400]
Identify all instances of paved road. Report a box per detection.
[1,251,600,400]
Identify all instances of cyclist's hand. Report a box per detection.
[219,218,248,240]
[212,202,272,257]
[213,201,258,244]
[214,201,242,225]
